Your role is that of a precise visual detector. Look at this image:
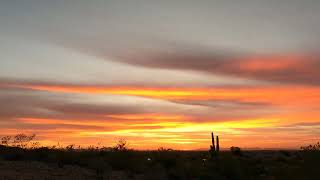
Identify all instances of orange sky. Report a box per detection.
[15,84,320,106]
[1,83,319,150]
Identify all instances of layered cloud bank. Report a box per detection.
[0,0,320,149]
[1,79,319,149]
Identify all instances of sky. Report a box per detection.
[0,0,320,150]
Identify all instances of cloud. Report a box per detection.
[5,80,320,107]
[103,43,320,85]
[1,82,319,149]
[47,34,320,85]
[0,79,280,123]
[0,88,144,121]
[4,78,320,127]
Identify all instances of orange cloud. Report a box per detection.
[2,83,320,149]
[106,114,187,121]
[238,55,303,71]
[12,84,320,106]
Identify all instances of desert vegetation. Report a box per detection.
[0,133,319,180]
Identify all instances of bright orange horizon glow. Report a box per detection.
[14,116,285,150]
[0,83,318,149]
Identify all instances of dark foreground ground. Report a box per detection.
[0,146,319,180]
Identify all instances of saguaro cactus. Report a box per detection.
[216,135,220,152]
[210,132,220,157]
[210,132,215,151]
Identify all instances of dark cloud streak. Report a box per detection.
[53,36,320,85]
[104,44,320,85]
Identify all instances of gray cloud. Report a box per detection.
[37,30,320,86]
[99,42,320,85]
[0,88,144,121]
[2,0,320,86]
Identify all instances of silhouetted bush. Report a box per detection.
[157,147,173,152]
[1,136,11,146]
[0,134,36,148]
[113,138,129,151]
[230,146,242,156]
[301,142,320,151]
[13,134,35,148]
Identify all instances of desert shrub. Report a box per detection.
[29,141,41,149]
[66,144,76,151]
[1,136,11,146]
[113,138,129,151]
[230,146,242,156]
[157,147,173,152]
[300,142,320,151]
[13,134,36,148]
[0,134,36,148]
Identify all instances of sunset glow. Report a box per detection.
[11,84,320,105]
[1,0,320,150]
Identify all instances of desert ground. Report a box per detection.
[0,144,319,180]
